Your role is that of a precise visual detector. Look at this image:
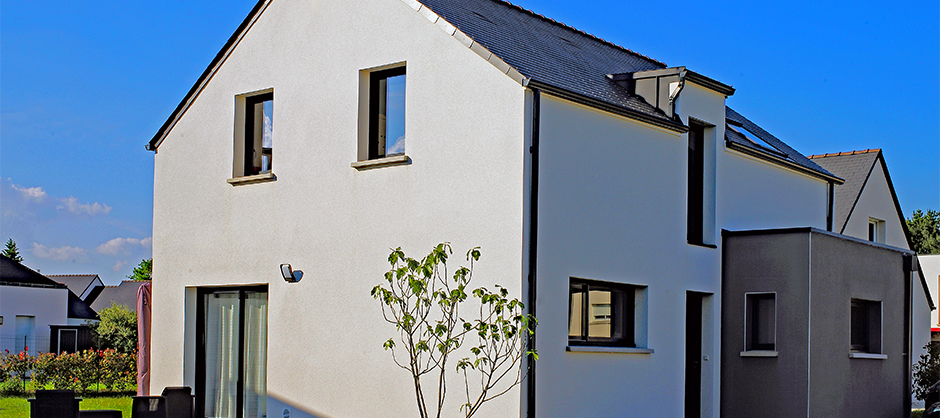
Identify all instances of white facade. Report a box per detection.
[0,285,69,354]
[151,0,525,416]
[840,158,909,249]
[922,255,940,331]
[532,86,829,417]
[148,1,864,417]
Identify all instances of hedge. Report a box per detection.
[0,348,136,395]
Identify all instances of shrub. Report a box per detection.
[0,349,33,394]
[92,302,138,354]
[913,342,940,401]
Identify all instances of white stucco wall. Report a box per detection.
[532,83,829,417]
[150,0,527,417]
[0,285,69,353]
[840,159,909,249]
[922,255,940,330]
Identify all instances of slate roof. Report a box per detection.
[807,149,884,233]
[726,107,840,182]
[47,274,103,302]
[68,292,99,320]
[148,0,831,181]
[91,280,149,313]
[0,256,66,288]
[417,0,675,124]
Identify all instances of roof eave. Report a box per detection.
[526,80,689,134]
[148,0,272,152]
[726,140,845,184]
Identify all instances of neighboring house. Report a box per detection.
[0,257,97,354]
[145,0,926,417]
[921,254,940,339]
[809,148,935,407]
[808,149,910,247]
[48,273,105,305]
[90,280,151,313]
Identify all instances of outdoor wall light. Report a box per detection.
[280,264,303,283]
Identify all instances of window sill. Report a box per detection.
[849,352,887,360]
[227,172,276,186]
[566,346,654,354]
[740,350,778,358]
[351,155,411,171]
[687,241,718,249]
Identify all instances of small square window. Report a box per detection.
[850,299,882,353]
[233,91,274,178]
[569,278,645,347]
[745,293,775,351]
[868,218,885,243]
[368,66,406,160]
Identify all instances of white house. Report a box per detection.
[0,257,98,354]
[146,0,924,417]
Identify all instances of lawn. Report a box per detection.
[0,396,133,418]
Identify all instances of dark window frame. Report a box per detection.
[368,66,407,160]
[195,285,268,418]
[243,92,274,177]
[745,293,776,351]
[687,121,705,245]
[568,278,636,347]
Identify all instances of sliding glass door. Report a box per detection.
[198,287,268,418]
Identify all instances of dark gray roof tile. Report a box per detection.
[808,150,881,232]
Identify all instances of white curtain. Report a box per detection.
[242,292,268,418]
[204,293,240,418]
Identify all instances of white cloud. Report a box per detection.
[387,135,405,155]
[112,260,127,272]
[96,237,152,255]
[11,184,47,201]
[57,196,112,216]
[32,242,86,261]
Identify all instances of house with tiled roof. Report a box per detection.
[146,0,924,417]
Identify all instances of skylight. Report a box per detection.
[726,123,789,160]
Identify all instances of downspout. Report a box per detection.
[904,254,914,415]
[826,182,834,232]
[526,87,541,418]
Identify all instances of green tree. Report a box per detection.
[913,343,940,400]
[127,258,152,281]
[2,238,23,263]
[92,302,138,354]
[371,243,536,418]
[907,209,940,254]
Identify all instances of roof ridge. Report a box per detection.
[47,273,98,277]
[490,0,666,68]
[807,148,882,159]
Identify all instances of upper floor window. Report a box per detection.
[368,66,406,160]
[687,121,705,245]
[868,218,885,243]
[232,90,274,180]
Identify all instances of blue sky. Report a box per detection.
[1,0,937,284]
